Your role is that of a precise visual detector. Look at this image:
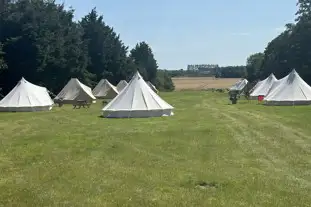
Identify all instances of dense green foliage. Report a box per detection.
[130,42,158,84]
[246,0,311,84]
[246,53,264,82]
[217,66,246,78]
[0,0,174,94]
[156,70,175,91]
[0,43,6,72]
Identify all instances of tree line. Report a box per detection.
[168,66,246,78]
[246,0,311,85]
[0,0,174,95]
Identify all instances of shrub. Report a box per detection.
[155,70,175,91]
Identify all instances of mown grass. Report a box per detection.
[0,91,311,206]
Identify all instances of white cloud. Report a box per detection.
[230,32,250,36]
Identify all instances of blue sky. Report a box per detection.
[57,0,297,69]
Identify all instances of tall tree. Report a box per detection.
[130,42,158,83]
[80,8,133,85]
[260,0,311,84]
[0,0,91,93]
[0,0,168,94]
[295,0,311,22]
[246,53,264,82]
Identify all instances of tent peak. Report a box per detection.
[288,69,298,75]
[134,71,142,78]
[116,80,128,92]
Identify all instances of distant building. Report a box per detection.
[187,64,219,75]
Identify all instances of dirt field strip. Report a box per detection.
[172,77,241,91]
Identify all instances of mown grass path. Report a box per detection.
[0,91,311,206]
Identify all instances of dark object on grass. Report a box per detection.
[244,89,250,100]
[54,98,64,107]
[195,181,219,189]
[229,90,238,104]
[72,100,90,109]
[102,100,109,105]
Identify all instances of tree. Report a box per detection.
[0,0,91,93]
[295,0,311,22]
[258,0,311,84]
[156,70,175,91]
[0,0,10,13]
[219,66,246,78]
[130,42,158,83]
[0,0,171,95]
[246,53,264,82]
[80,8,133,85]
[0,43,6,71]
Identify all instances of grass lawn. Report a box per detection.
[1,91,311,206]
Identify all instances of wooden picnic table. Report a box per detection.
[73,100,90,109]
[56,98,64,107]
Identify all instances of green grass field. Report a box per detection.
[1,91,311,206]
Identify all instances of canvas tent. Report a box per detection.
[102,71,174,118]
[0,77,53,112]
[229,79,248,91]
[116,80,128,92]
[265,75,287,97]
[250,74,277,98]
[54,78,96,104]
[264,69,311,105]
[147,81,158,93]
[92,79,119,99]
[249,81,261,94]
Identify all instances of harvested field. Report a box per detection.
[172,77,241,91]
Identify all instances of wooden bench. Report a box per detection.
[57,99,64,107]
[53,99,64,107]
[73,100,91,109]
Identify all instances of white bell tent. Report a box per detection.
[249,81,261,94]
[54,78,96,104]
[102,71,174,118]
[265,76,287,97]
[0,77,54,112]
[264,69,311,105]
[250,74,277,98]
[92,79,118,99]
[147,81,158,93]
[229,79,248,91]
[116,80,128,92]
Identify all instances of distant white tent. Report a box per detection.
[102,71,174,118]
[250,74,277,98]
[54,78,96,104]
[147,81,158,93]
[92,79,118,99]
[264,69,311,105]
[0,77,53,112]
[229,79,248,91]
[116,80,128,92]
